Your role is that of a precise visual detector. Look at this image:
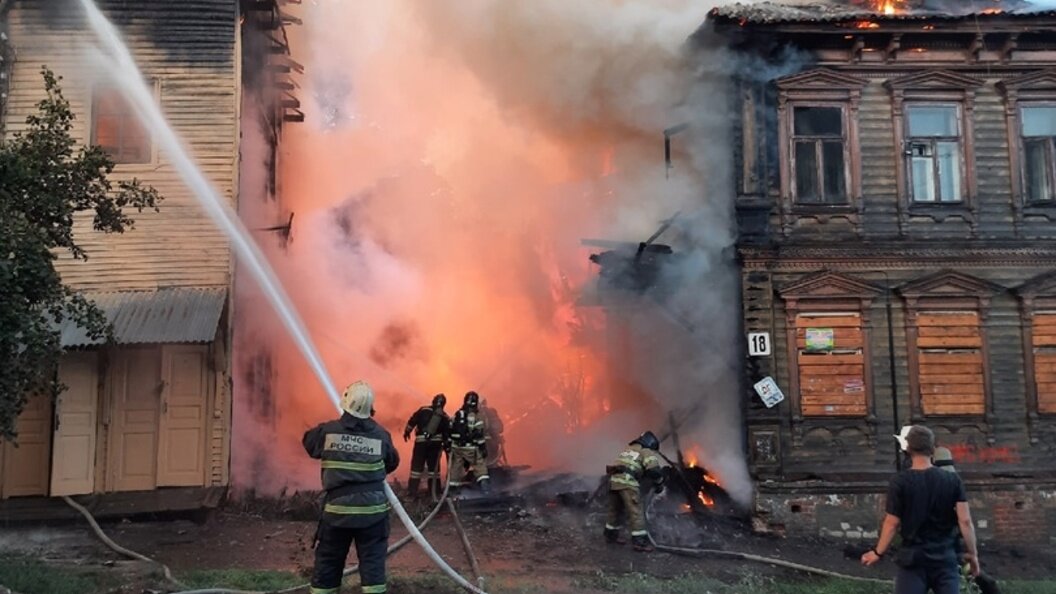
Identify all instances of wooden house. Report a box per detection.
[0,0,298,515]
[709,0,1056,542]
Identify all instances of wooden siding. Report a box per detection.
[3,0,237,291]
[743,267,1046,480]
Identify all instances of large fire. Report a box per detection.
[232,0,751,501]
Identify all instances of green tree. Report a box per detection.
[0,69,160,440]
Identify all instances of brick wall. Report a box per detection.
[755,486,1056,545]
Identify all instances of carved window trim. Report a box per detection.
[1014,271,1056,441]
[778,271,882,433]
[886,71,984,233]
[775,69,868,233]
[998,70,1056,230]
[898,271,1003,429]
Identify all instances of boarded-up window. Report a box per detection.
[796,312,866,416]
[1033,312,1056,413]
[92,88,150,164]
[916,311,985,415]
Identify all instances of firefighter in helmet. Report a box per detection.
[403,393,450,500]
[302,380,400,594]
[447,391,490,495]
[605,430,666,552]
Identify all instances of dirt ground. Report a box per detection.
[1,493,1054,593]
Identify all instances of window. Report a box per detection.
[914,311,985,416]
[795,312,867,416]
[91,88,150,164]
[906,105,963,203]
[791,106,848,204]
[1031,312,1056,413]
[1021,106,1056,203]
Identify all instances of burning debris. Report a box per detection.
[585,212,682,295]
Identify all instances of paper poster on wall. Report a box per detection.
[805,328,834,352]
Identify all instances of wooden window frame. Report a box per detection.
[903,103,967,205]
[788,103,852,207]
[899,271,1001,426]
[778,271,883,433]
[89,81,159,168]
[998,71,1056,230]
[886,71,983,233]
[774,69,868,232]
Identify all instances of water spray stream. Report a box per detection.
[76,1,488,591]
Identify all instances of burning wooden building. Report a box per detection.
[708,0,1056,543]
[0,0,299,514]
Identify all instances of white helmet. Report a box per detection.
[341,380,374,419]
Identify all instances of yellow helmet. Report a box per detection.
[341,380,374,419]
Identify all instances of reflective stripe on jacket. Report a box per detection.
[450,409,487,448]
[303,413,399,528]
[609,443,661,491]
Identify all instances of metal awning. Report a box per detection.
[59,288,227,348]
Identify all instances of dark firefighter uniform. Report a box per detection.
[303,382,399,594]
[403,394,450,499]
[447,391,490,493]
[480,399,505,468]
[605,431,665,552]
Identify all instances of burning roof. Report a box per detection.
[710,0,1052,25]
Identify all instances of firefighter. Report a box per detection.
[605,430,666,552]
[403,393,450,500]
[303,380,399,594]
[447,391,490,495]
[480,397,506,468]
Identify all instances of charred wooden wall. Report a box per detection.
[725,15,1056,493]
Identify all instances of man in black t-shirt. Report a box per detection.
[861,425,980,594]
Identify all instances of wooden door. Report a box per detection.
[1,393,53,498]
[157,345,208,486]
[51,352,100,496]
[108,347,161,492]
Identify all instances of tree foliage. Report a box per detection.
[0,69,160,440]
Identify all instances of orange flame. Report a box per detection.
[698,491,714,507]
[680,503,692,513]
[703,473,720,487]
[855,21,880,29]
[872,0,904,15]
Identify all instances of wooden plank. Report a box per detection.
[918,326,981,338]
[802,404,867,416]
[918,363,984,375]
[1033,334,1056,347]
[1034,371,1056,383]
[802,392,867,403]
[795,327,862,339]
[801,374,864,386]
[916,373,983,385]
[920,383,985,396]
[798,353,863,365]
[917,313,979,327]
[919,352,982,364]
[1032,360,1056,374]
[922,394,985,406]
[917,336,983,348]
[1035,382,1056,396]
[797,338,864,350]
[795,315,861,328]
[799,364,865,376]
[923,403,986,415]
[1032,314,1056,327]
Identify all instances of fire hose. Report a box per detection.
[642,492,893,585]
[63,468,490,594]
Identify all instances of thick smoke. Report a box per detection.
[233,0,765,505]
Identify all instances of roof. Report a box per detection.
[60,288,227,347]
[709,1,1056,25]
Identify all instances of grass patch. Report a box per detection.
[178,568,304,591]
[0,555,113,594]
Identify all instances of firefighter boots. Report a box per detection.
[604,528,627,545]
[632,535,654,552]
